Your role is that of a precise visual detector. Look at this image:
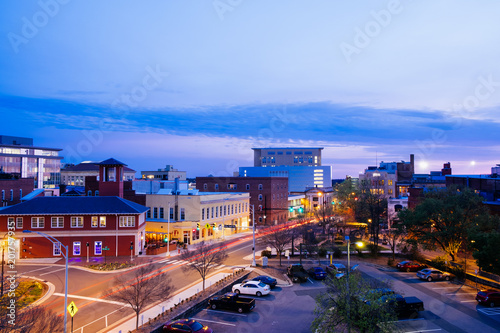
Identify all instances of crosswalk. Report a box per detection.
[155,258,227,270]
[477,307,500,316]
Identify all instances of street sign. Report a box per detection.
[103,246,110,251]
[67,301,78,317]
[205,223,211,229]
[345,236,350,241]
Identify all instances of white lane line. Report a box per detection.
[204,309,247,317]
[405,329,442,333]
[39,267,67,276]
[191,318,236,326]
[21,266,51,275]
[445,292,478,295]
[53,292,128,306]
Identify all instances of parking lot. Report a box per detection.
[190,275,326,333]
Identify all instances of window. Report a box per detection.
[7,217,14,229]
[215,184,219,190]
[223,205,226,216]
[1,190,4,201]
[211,207,214,219]
[215,206,218,218]
[147,208,151,218]
[16,217,23,229]
[53,243,61,256]
[31,217,44,228]
[100,216,106,227]
[159,207,164,219]
[231,205,234,215]
[153,207,158,219]
[119,216,135,227]
[51,217,64,228]
[71,216,83,228]
[388,180,393,186]
[246,184,250,190]
[94,241,102,255]
[91,216,98,227]
[258,184,263,190]
[228,184,237,190]
[87,190,92,196]
[19,189,22,199]
[180,208,185,220]
[73,242,81,256]
[203,183,207,190]
[259,205,262,211]
[258,194,263,201]
[169,207,174,220]
[202,208,205,220]
[95,190,99,196]
[10,189,13,201]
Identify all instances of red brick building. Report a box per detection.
[196,176,288,225]
[0,158,148,259]
[0,176,35,207]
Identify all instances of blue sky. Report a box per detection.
[1,1,499,178]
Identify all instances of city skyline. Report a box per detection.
[1,1,499,178]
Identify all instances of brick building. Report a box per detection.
[196,176,288,225]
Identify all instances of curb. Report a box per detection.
[21,276,55,307]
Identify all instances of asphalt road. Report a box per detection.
[16,233,267,332]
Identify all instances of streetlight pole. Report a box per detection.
[23,230,69,333]
[251,204,256,267]
[166,202,171,257]
[346,236,351,333]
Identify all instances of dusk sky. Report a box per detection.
[1,1,499,179]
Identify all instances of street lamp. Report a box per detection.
[251,204,256,267]
[23,230,69,333]
[346,236,363,333]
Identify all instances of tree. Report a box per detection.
[398,186,486,262]
[469,213,500,274]
[180,241,228,290]
[356,180,387,253]
[312,272,398,333]
[261,228,293,266]
[313,199,335,234]
[334,178,358,221]
[385,227,405,261]
[104,264,173,330]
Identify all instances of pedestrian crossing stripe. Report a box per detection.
[477,308,500,316]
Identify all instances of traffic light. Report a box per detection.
[298,207,304,213]
[212,223,216,230]
[289,207,293,212]
[196,222,200,230]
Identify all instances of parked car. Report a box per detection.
[330,262,346,274]
[208,292,255,313]
[251,275,278,288]
[287,263,309,283]
[476,290,500,307]
[396,261,426,272]
[416,268,452,281]
[359,288,424,319]
[163,319,213,333]
[308,267,327,280]
[232,280,270,296]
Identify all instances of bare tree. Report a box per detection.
[103,264,173,330]
[0,305,64,333]
[262,228,293,266]
[385,227,405,261]
[180,241,228,290]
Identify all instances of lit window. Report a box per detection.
[16,217,23,229]
[94,241,102,255]
[100,216,106,227]
[91,216,98,227]
[71,216,83,228]
[73,242,81,256]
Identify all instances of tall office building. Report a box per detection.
[0,135,63,188]
[240,147,332,192]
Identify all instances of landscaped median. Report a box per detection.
[128,268,250,333]
[85,261,135,271]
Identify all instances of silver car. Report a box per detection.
[416,268,452,282]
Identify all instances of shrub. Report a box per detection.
[318,248,327,257]
[261,250,272,258]
[331,247,342,258]
[430,256,448,271]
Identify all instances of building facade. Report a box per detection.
[252,147,323,167]
[196,176,288,225]
[0,135,62,189]
[140,165,187,181]
[0,196,147,259]
[145,192,250,245]
[0,176,34,207]
[61,161,136,186]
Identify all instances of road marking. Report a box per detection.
[205,309,247,317]
[477,308,500,315]
[431,287,458,289]
[39,267,67,276]
[445,292,477,295]
[461,300,478,303]
[405,329,442,333]
[191,318,236,326]
[53,293,128,306]
[307,278,314,284]
[21,266,51,275]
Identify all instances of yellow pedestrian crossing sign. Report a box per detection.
[67,301,78,317]
[205,223,211,229]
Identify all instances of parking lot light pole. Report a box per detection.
[23,230,69,333]
[251,204,256,267]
